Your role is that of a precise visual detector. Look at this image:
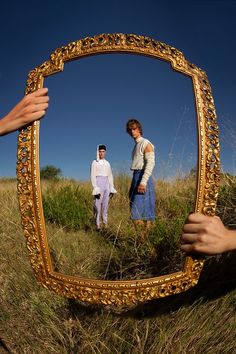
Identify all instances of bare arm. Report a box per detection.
[181,213,236,255]
[0,88,49,136]
[138,143,154,194]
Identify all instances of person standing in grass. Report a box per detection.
[90,144,117,231]
[126,118,155,241]
[0,88,49,136]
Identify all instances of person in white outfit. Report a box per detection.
[90,145,117,231]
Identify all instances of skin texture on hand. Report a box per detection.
[0,88,49,136]
[137,183,146,193]
[181,213,236,255]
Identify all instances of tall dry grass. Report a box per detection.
[41,175,194,279]
[1,177,236,353]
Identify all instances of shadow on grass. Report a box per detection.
[92,227,184,280]
[0,338,11,353]
[126,251,236,319]
[47,219,236,318]
[57,251,236,320]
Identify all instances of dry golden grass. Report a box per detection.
[1,177,236,353]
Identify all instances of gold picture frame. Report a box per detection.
[17,33,220,308]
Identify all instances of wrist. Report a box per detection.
[140,179,147,187]
[224,230,236,252]
[0,120,4,136]
[0,114,11,136]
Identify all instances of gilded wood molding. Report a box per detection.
[17,33,220,308]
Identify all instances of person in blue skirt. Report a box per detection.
[126,119,155,241]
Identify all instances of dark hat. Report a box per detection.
[98,144,106,151]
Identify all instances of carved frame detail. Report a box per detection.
[17,33,220,308]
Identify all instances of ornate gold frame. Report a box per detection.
[17,33,220,308]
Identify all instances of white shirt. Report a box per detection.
[90,159,117,195]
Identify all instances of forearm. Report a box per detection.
[0,112,24,136]
[90,164,100,195]
[108,172,117,193]
[221,229,236,253]
[0,115,12,136]
[140,152,155,185]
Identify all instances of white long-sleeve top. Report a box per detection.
[131,136,155,186]
[90,159,117,195]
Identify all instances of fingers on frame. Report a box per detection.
[33,88,48,96]
[180,243,194,252]
[34,96,50,104]
[28,111,46,120]
[181,233,198,243]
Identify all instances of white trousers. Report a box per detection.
[93,176,110,227]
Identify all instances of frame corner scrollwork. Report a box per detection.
[17,33,220,308]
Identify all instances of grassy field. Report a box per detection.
[41,175,195,279]
[1,176,236,353]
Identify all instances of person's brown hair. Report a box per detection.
[126,119,143,135]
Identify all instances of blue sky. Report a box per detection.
[0,0,235,180]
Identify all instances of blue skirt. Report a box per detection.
[129,170,156,220]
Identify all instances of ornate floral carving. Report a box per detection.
[17,33,219,308]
